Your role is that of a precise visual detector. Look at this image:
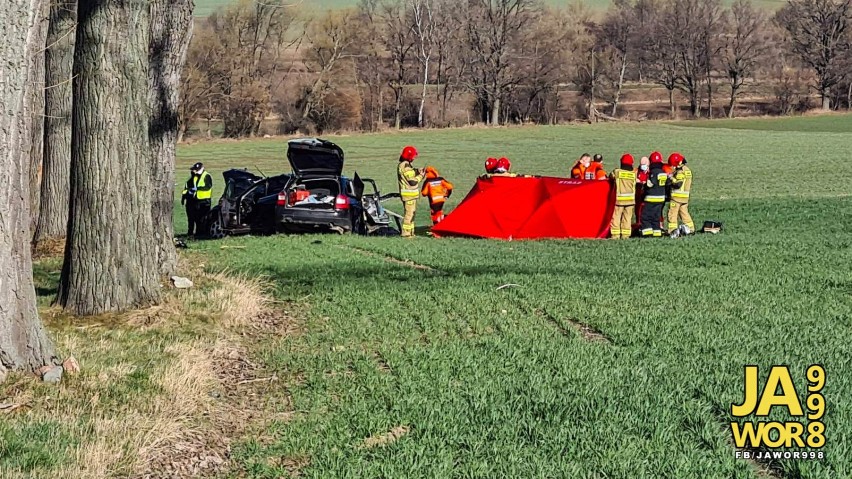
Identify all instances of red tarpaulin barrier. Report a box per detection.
[431,176,614,240]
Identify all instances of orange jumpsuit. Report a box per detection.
[570,161,587,179]
[421,174,454,224]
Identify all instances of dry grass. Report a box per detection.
[1,261,292,478]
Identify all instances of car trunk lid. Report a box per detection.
[287,138,344,177]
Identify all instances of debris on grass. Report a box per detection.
[360,426,410,449]
[171,276,194,289]
[63,356,81,375]
[496,283,521,290]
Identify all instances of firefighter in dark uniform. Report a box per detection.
[182,162,213,237]
[639,151,667,237]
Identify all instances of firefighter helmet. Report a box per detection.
[620,154,634,166]
[668,152,684,166]
[496,157,511,172]
[650,151,663,163]
[485,157,498,173]
[400,145,418,161]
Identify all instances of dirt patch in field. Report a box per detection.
[360,426,410,449]
[535,309,611,344]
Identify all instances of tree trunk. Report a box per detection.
[0,0,58,379]
[394,86,402,129]
[728,83,737,119]
[35,0,77,243]
[418,59,429,128]
[821,88,830,110]
[58,0,161,316]
[611,52,627,117]
[668,88,676,118]
[28,1,49,237]
[149,0,194,277]
[491,96,501,126]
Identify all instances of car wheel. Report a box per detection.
[208,214,225,240]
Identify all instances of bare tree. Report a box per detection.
[465,0,539,125]
[301,10,356,124]
[645,2,680,117]
[58,0,161,315]
[1,0,57,380]
[35,0,77,244]
[378,0,416,129]
[149,0,194,276]
[722,0,769,117]
[409,0,435,127]
[431,0,467,125]
[600,0,635,116]
[776,0,851,110]
[668,0,722,118]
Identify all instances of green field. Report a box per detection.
[168,116,852,477]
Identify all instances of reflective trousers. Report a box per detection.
[640,202,664,237]
[610,205,634,239]
[667,201,694,232]
[402,199,417,237]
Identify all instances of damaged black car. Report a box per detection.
[205,138,400,238]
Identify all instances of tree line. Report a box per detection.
[180,0,852,137]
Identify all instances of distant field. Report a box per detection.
[194,0,788,16]
[674,113,852,133]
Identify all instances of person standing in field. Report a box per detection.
[397,145,425,238]
[181,162,213,238]
[421,166,454,225]
[589,154,608,180]
[571,153,592,179]
[639,151,667,237]
[633,156,650,234]
[609,154,639,239]
[666,152,695,234]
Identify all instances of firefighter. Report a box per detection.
[484,157,499,176]
[397,145,424,238]
[421,166,454,225]
[609,153,639,239]
[666,152,695,234]
[571,153,592,179]
[589,154,608,180]
[639,151,667,237]
[181,162,213,238]
[492,157,518,177]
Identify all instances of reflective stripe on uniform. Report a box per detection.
[672,190,689,198]
[617,194,635,201]
[645,195,665,203]
[653,230,662,237]
[641,228,654,236]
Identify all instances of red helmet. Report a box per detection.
[650,151,663,163]
[620,153,634,166]
[496,157,511,172]
[485,157,498,173]
[668,152,684,166]
[400,145,418,161]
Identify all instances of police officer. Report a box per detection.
[639,152,667,237]
[609,154,638,239]
[397,146,424,238]
[666,152,695,234]
[182,162,213,237]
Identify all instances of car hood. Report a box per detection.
[287,138,344,177]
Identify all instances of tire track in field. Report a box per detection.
[507,288,612,344]
[691,391,785,479]
[336,245,445,274]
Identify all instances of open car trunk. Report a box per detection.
[284,178,341,210]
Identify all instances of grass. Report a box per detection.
[4,114,851,478]
[175,115,850,477]
[674,112,852,133]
